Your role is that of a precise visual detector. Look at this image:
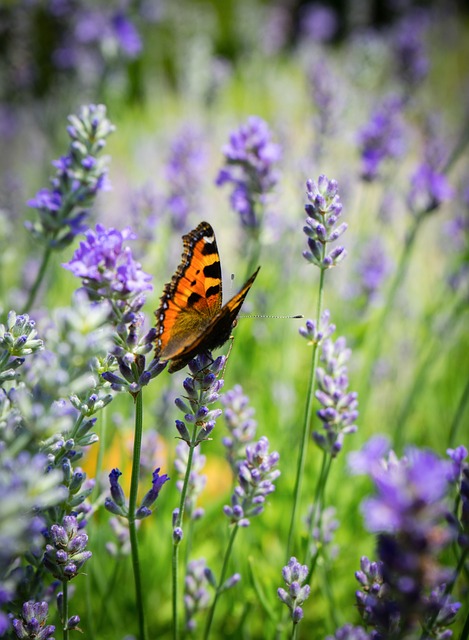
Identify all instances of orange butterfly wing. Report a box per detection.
[155,221,259,373]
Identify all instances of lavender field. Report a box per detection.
[1,2,468,639]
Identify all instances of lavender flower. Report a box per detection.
[12,601,55,640]
[313,336,358,457]
[355,447,461,637]
[63,224,152,305]
[223,436,280,527]
[105,517,132,557]
[407,162,454,215]
[164,125,207,231]
[391,11,429,91]
[357,95,406,181]
[112,11,142,58]
[308,57,340,161]
[184,558,210,631]
[300,3,338,43]
[277,557,311,624]
[43,515,92,581]
[302,175,347,269]
[135,467,170,519]
[299,309,335,346]
[221,385,257,473]
[216,116,281,229]
[354,237,391,305]
[306,503,339,559]
[326,624,371,640]
[26,104,114,249]
[174,353,225,447]
[174,441,206,520]
[0,311,43,382]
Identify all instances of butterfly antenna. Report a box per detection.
[240,314,304,319]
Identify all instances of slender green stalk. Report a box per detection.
[127,390,147,640]
[359,214,422,415]
[62,580,69,640]
[286,267,326,561]
[448,376,469,448]
[305,454,333,571]
[460,607,469,640]
[21,245,53,314]
[291,621,299,640]
[203,524,239,640]
[394,295,467,451]
[172,423,198,640]
[93,406,108,502]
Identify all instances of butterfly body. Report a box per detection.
[155,221,259,373]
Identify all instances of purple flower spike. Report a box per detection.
[184,558,211,631]
[312,335,358,457]
[277,557,311,624]
[221,385,258,473]
[357,95,406,182]
[26,104,114,250]
[303,176,347,270]
[216,116,281,229]
[174,442,206,520]
[43,515,92,582]
[165,125,207,231]
[224,436,280,527]
[136,467,170,518]
[354,446,461,637]
[63,224,152,305]
[12,601,55,640]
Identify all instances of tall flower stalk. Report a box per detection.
[23,104,114,313]
[63,223,166,640]
[171,354,225,640]
[286,175,346,562]
[203,436,280,639]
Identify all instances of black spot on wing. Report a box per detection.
[203,261,221,279]
[188,292,202,306]
[201,240,217,256]
[206,284,221,298]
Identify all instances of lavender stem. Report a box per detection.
[21,245,53,313]
[286,266,326,561]
[128,390,147,640]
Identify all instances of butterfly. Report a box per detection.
[155,221,260,373]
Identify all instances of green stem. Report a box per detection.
[359,215,422,414]
[203,524,239,640]
[62,580,69,640]
[127,390,147,640]
[286,267,326,561]
[291,621,299,640]
[306,455,333,573]
[448,376,469,448]
[394,295,467,451]
[172,424,198,640]
[93,406,108,502]
[459,607,469,640]
[21,245,53,314]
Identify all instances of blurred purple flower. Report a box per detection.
[184,558,210,631]
[358,95,406,181]
[354,237,392,304]
[221,384,257,473]
[63,224,152,302]
[391,10,430,90]
[326,624,371,640]
[300,3,338,43]
[223,436,280,527]
[348,435,391,476]
[308,57,340,160]
[355,447,460,636]
[112,12,142,58]
[165,126,207,231]
[407,163,454,214]
[216,116,281,229]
